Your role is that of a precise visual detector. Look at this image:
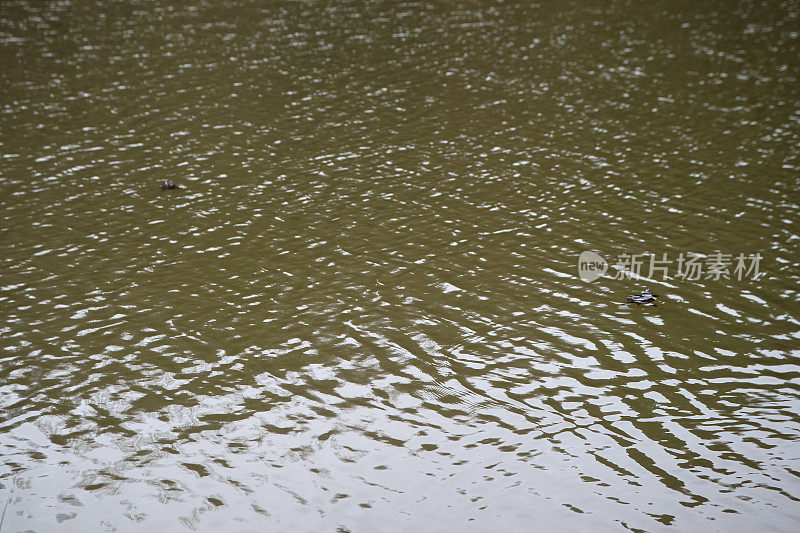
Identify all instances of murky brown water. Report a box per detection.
[2,0,799,531]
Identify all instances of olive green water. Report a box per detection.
[2,0,799,531]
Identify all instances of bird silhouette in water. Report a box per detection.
[627,288,658,306]
[159,180,181,190]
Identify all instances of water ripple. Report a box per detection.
[2,0,800,531]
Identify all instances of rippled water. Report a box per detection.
[2,0,800,531]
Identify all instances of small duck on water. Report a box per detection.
[159,180,181,190]
[627,288,658,305]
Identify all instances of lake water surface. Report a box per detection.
[1,1,799,531]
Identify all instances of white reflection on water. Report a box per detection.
[1,0,800,531]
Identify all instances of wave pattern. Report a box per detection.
[1,0,799,531]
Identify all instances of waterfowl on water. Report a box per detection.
[159,180,181,190]
[627,288,658,305]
